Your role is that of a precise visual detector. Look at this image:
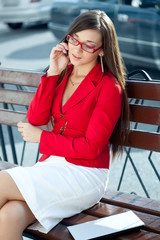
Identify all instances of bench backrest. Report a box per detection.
[125,79,160,152]
[0,68,160,152]
[0,69,41,126]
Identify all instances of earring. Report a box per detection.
[100,55,104,73]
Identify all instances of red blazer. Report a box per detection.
[27,63,122,169]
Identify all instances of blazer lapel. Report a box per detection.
[54,65,73,114]
[62,62,104,113]
[62,79,95,113]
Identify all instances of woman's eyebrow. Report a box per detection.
[87,40,96,43]
[74,33,96,44]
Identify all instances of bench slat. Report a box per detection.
[62,212,98,226]
[130,104,160,125]
[101,197,160,218]
[113,130,160,152]
[0,69,41,87]
[24,223,74,240]
[126,80,160,101]
[0,109,27,126]
[0,88,35,106]
[114,230,160,239]
[103,189,160,216]
[126,130,160,152]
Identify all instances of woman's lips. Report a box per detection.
[72,54,81,60]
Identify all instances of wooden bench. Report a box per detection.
[0,68,160,239]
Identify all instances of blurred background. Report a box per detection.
[0,0,160,199]
[0,0,160,78]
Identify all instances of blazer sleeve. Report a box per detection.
[27,73,59,126]
[39,78,122,160]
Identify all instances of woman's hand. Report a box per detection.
[17,122,43,143]
[47,42,70,76]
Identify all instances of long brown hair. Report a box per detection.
[58,10,130,158]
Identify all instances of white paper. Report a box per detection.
[67,211,144,240]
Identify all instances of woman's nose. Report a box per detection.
[75,44,82,53]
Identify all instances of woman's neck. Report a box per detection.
[72,61,98,78]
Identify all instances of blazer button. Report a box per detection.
[60,121,67,134]
[60,114,66,119]
[60,126,64,131]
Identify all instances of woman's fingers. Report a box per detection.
[17,121,24,127]
[52,42,69,55]
[18,128,23,133]
[57,45,67,54]
[17,122,24,132]
[58,42,69,51]
[47,42,70,76]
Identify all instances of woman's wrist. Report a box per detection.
[47,69,60,77]
[38,129,43,143]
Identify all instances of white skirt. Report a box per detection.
[4,156,109,233]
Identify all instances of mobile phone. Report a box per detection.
[64,49,68,56]
[63,39,69,56]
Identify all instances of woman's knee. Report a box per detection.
[0,200,35,231]
[0,171,24,202]
[0,201,24,226]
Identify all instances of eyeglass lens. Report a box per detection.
[68,36,94,53]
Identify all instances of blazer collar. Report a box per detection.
[58,62,104,113]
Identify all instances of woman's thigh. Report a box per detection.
[0,171,36,234]
[0,171,25,203]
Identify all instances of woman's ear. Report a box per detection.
[99,51,104,57]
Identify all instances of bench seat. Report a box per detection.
[0,68,160,239]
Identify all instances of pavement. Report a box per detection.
[0,22,58,72]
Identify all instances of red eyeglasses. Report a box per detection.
[66,35,102,53]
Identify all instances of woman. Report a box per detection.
[0,10,129,239]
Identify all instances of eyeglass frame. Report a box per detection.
[66,35,102,53]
